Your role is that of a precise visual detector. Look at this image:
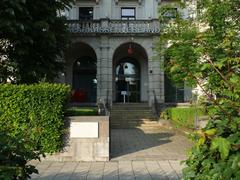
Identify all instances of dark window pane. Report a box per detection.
[79,7,93,20]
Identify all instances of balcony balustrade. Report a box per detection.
[67,19,160,35]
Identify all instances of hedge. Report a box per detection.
[0,83,71,153]
[162,107,205,129]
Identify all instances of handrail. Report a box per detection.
[97,98,109,116]
[152,90,160,118]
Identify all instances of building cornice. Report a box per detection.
[76,0,100,5]
[115,0,142,5]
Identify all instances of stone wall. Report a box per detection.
[44,116,110,162]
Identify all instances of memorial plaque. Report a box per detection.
[70,122,99,138]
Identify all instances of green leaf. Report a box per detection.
[211,137,231,160]
[205,128,217,136]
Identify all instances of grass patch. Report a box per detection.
[161,107,205,129]
[65,107,98,116]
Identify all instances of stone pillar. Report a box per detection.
[97,36,112,105]
[148,46,164,105]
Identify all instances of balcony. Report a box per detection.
[67,19,160,35]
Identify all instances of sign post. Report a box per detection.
[121,91,127,103]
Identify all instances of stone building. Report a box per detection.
[59,0,192,106]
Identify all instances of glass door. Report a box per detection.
[115,60,140,103]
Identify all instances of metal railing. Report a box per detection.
[152,90,160,118]
[97,97,110,116]
[67,19,160,34]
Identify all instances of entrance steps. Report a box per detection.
[110,103,162,130]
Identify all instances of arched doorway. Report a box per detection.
[113,42,148,103]
[72,56,97,102]
[115,58,140,102]
[65,42,97,103]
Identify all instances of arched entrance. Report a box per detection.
[72,56,97,102]
[65,42,97,103]
[115,58,140,102]
[113,42,148,103]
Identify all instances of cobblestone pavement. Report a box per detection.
[31,128,192,180]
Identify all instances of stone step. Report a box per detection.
[111,125,163,130]
[110,103,157,129]
[111,119,158,123]
[111,120,160,127]
[111,108,151,111]
[111,121,159,126]
[111,109,152,112]
[113,103,149,106]
[111,124,160,128]
[110,113,154,118]
[111,112,153,115]
[111,105,150,110]
[111,115,156,119]
[111,106,151,109]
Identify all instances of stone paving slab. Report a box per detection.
[31,128,191,179]
[110,128,192,161]
[31,160,184,180]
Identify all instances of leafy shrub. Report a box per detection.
[0,83,71,153]
[158,0,240,178]
[162,107,205,129]
[0,131,42,180]
[65,107,98,116]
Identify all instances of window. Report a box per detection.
[121,8,136,20]
[162,8,177,18]
[79,7,93,20]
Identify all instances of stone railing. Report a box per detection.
[67,19,160,35]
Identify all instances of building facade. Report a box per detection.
[59,0,192,105]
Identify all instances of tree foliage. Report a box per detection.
[0,131,42,180]
[158,0,240,179]
[0,0,73,83]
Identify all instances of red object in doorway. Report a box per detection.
[72,89,87,102]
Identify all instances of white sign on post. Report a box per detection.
[121,91,127,95]
[121,91,127,103]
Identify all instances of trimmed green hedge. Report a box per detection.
[65,107,98,116]
[162,107,205,129]
[0,83,70,153]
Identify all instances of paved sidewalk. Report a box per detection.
[111,128,191,161]
[31,128,191,179]
[31,160,184,180]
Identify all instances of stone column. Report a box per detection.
[147,45,164,105]
[97,36,112,105]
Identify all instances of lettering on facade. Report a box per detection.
[68,23,160,34]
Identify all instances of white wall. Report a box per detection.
[66,0,160,20]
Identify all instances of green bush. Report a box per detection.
[162,107,205,129]
[0,131,42,180]
[0,83,71,153]
[65,107,98,116]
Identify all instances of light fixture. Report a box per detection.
[128,44,134,55]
